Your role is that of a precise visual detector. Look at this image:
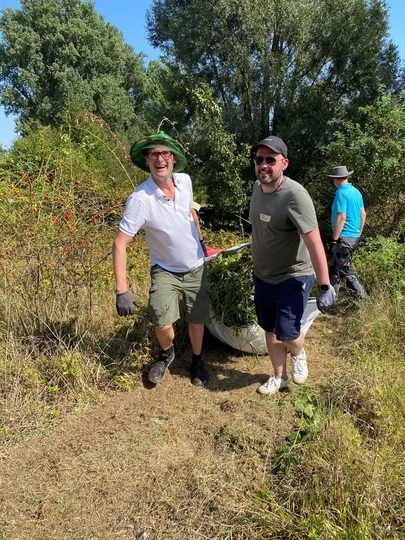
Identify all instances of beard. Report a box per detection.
[257,168,283,185]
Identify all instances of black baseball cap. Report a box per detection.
[252,135,288,157]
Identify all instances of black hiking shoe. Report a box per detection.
[191,361,208,387]
[148,347,175,384]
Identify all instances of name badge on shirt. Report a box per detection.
[260,213,271,223]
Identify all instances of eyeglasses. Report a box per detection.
[147,150,173,160]
[253,156,283,165]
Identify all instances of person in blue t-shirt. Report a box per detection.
[328,166,367,298]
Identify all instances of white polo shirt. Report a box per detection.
[119,173,204,272]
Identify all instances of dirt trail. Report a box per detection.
[0,317,337,540]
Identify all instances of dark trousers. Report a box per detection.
[329,237,366,298]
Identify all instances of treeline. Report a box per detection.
[0,0,404,233]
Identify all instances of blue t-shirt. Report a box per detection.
[331,183,364,238]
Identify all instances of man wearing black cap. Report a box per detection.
[328,165,367,298]
[112,132,209,387]
[249,135,336,395]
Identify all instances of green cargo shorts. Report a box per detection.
[149,264,210,326]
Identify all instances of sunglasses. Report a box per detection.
[253,156,283,165]
[147,150,173,160]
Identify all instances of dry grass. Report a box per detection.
[0,309,338,539]
[1,220,403,538]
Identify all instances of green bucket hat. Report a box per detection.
[130,131,188,172]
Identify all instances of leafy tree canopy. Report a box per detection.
[135,61,251,228]
[320,90,405,238]
[186,83,251,228]
[125,58,199,141]
[147,0,401,177]
[0,0,146,133]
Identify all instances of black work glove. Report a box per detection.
[200,238,208,257]
[316,284,336,314]
[116,290,139,316]
[330,237,340,254]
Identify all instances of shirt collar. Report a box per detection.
[147,174,180,201]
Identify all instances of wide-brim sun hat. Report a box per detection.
[130,131,188,172]
[328,165,354,178]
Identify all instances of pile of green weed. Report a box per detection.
[207,246,256,327]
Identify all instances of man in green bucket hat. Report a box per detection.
[129,131,188,173]
[112,132,209,387]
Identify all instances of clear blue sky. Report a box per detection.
[0,0,404,148]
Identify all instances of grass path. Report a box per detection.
[0,314,339,539]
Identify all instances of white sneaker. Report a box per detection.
[291,348,308,384]
[257,375,288,395]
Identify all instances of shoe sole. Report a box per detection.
[257,384,288,395]
[257,388,278,395]
[292,375,308,384]
[148,373,166,384]
[191,377,207,387]
[257,389,287,395]
[148,364,168,384]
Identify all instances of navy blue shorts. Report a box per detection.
[254,274,315,341]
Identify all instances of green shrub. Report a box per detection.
[355,236,405,297]
[0,115,153,445]
[0,113,143,338]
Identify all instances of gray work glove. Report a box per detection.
[316,284,336,314]
[116,290,139,316]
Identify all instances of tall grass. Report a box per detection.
[0,115,155,444]
[248,289,404,539]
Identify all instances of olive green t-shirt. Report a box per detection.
[249,176,318,284]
